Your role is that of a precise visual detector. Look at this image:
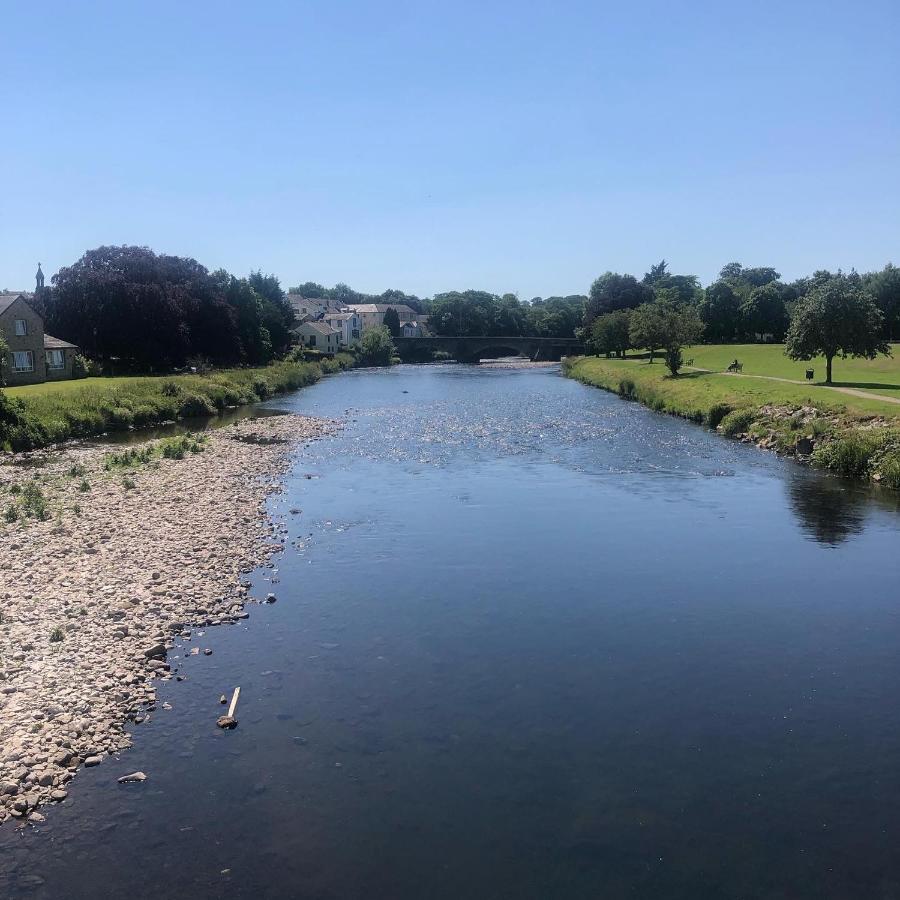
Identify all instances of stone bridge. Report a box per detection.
[393,335,583,363]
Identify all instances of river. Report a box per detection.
[3,363,900,899]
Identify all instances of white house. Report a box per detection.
[323,310,362,347]
[291,320,341,354]
[345,303,420,332]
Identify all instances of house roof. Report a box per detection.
[347,303,418,315]
[324,311,356,321]
[0,292,31,316]
[44,333,78,350]
[295,320,338,337]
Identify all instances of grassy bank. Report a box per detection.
[0,353,354,452]
[563,355,900,490]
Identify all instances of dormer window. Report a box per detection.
[14,319,27,336]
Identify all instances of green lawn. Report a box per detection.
[681,343,900,396]
[4,376,157,399]
[0,357,354,451]
[566,355,900,419]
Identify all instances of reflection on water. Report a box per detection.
[2,364,900,900]
[786,468,900,546]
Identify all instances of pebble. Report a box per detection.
[0,414,334,824]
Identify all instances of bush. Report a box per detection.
[664,345,683,376]
[132,404,159,427]
[105,406,134,429]
[178,393,217,418]
[355,326,395,367]
[720,408,756,437]
[72,355,95,379]
[251,377,272,400]
[706,403,733,429]
[812,432,886,480]
[876,451,900,490]
[617,378,636,399]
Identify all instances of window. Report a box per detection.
[12,350,34,373]
[309,334,316,347]
[46,349,65,370]
[14,319,27,336]
[352,329,360,339]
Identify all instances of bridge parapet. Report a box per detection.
[393,336,582,363]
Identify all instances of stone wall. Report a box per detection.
[0,299,46,385]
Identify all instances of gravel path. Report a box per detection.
[0,413,333,825]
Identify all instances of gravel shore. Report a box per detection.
[0,413,332,825]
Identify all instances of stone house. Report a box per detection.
[291,320,341,354]
[0,286,80,386]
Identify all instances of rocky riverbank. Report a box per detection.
[0,413,334,825]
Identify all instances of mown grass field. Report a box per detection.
[682,343,900,397]
[566,355,900,419]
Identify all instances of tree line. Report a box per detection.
[32,246,296,371]
[584,260,898,382]
[290,281,585,340]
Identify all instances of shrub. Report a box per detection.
[617,378,636,399]
[161,381,181,397]
[720,409,756,437]
[251,377,272,400]
[178,393,217,418]
[72,355,96,379]
[812,432,885,480]
[21,481,49,520]
[876,451,900,490]
[706,403,733,429]
[132,404,159,428]
[105,406,134,429]
[49,626,64,643]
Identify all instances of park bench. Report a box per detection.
[685,358,694,366]
[805,369,814,381]
[727,360,743,373]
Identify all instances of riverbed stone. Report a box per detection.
[0,414,333,824]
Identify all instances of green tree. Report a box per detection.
[248,271,294,357]
[740,282,789,341]
[629,302,703,370]
[584,273,651,327]
[661,305,704,375]
[699,280,741,342]
[589,309,632,357]
[355,325,395,367]
[383,307,401,337]
[642,259,669,286]
[629,303,668,362]
[785,275,889,384]
[863,263,900,340]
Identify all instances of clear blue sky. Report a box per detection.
[1,0,897,298]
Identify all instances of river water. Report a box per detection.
[3,363,900,899]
